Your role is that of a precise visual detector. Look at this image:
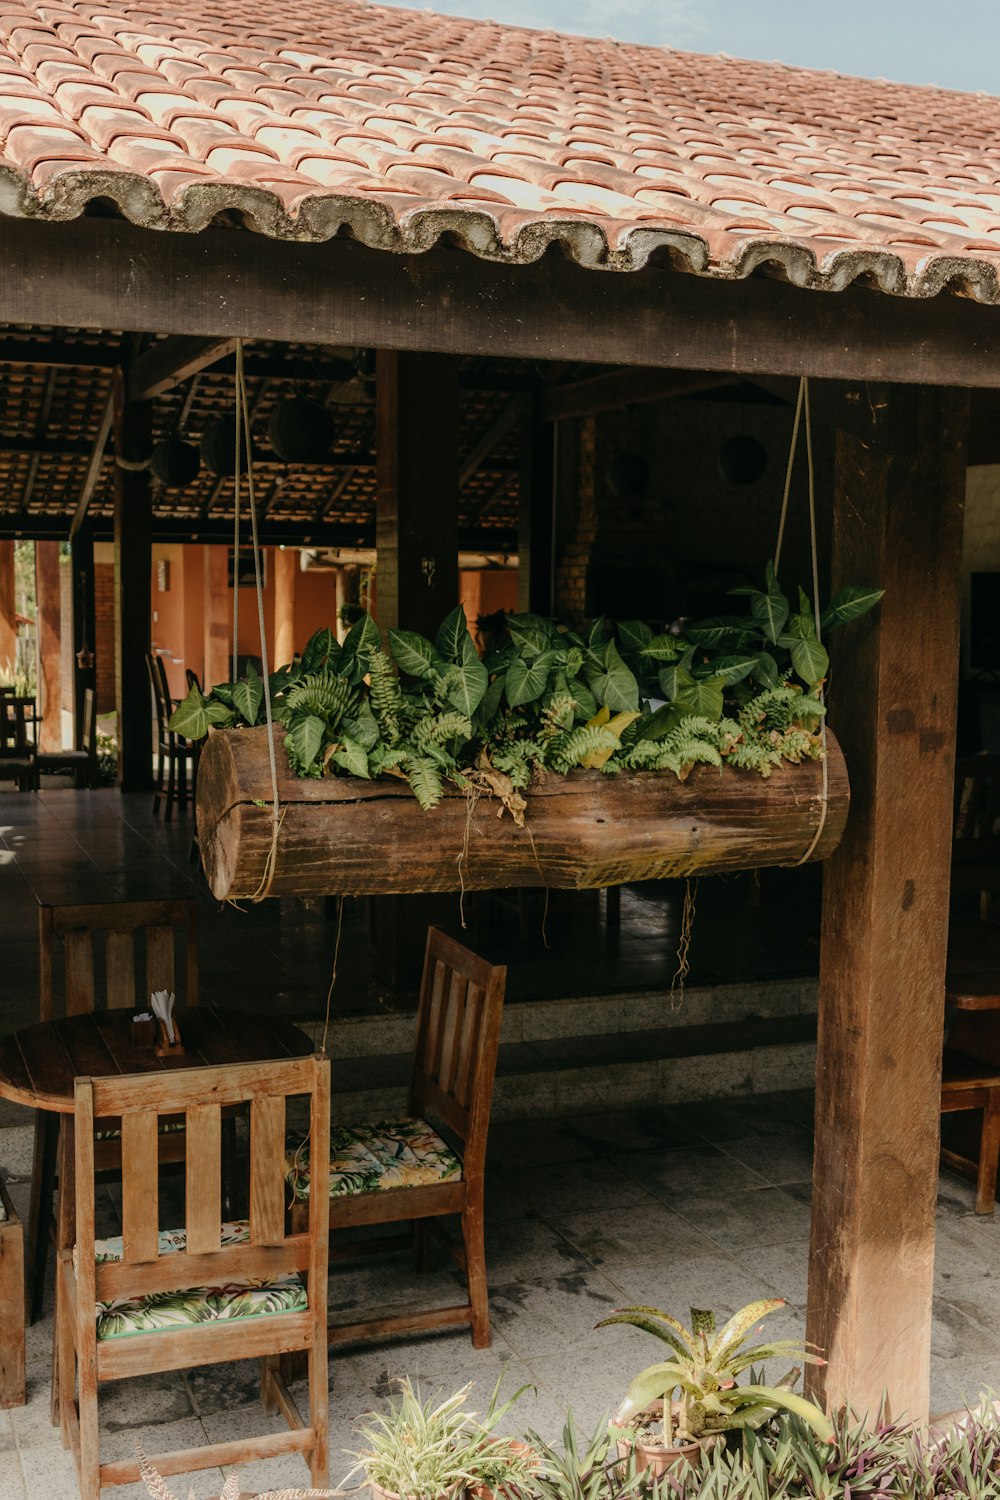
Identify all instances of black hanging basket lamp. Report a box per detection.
[267,395,335,463]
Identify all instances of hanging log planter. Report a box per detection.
[196,725,850,901]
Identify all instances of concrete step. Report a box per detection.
[298,979,819,1122]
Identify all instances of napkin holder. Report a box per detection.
[131,1014,156,1049]
[154,1016,184,1058]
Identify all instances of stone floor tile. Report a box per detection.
[601,1250,785,1326]
[672,1186,813,1249]
[485,1118,597,1170]
[486,1270,639,1360]
[618,1142,770,1200]
[731,1238,810,1305]
[512,1158,658,1218]
[554,1199,714,1271]
[719,1131,814,1187]
[14,1442,76,1499]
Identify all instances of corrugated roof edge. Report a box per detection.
[0,164,998,304]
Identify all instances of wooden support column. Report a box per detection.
[113,382,153,791]
[204,546,230,688]
[806,383,968,1423]
[335,565,360,642]
[70,524,95,747]
[518,394,555,613]
[375,350,458,634]
[0,540,15,668]
[35,541,62,751]
[373,351,460,1002]
[274,546,297,666]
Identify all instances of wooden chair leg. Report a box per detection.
[260,1355,280,1414]
[308,1336,329,1489]
[413,1221,432,1274]
[164,742,176,822]
[976,1090,1000,1214]
[461,1202,491,1349]
[27,1110,59,1323]
[56,1257,73,1444]
[0,1188,25,1408]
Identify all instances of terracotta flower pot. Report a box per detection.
[612,1405,702,1479]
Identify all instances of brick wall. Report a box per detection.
[94,561,115,713]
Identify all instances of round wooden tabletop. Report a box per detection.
[0,1006,314,1113]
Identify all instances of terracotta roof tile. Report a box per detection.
[0,0,995,297]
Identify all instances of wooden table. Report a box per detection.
[0,1005,315,1351]
[0,1005,313,1113]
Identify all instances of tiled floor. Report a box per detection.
[2,1090,1000,1500]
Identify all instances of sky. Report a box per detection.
[377,0,1000,95]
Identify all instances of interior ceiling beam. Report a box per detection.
[540,368,735,422]
[0,512,516,551]
[126,335,238,402]
[69,389,115,540]
[459,399,519,488]
[0,338,119,370]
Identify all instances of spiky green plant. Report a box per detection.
[596,1299,832,1448]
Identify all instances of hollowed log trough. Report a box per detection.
[196,726,850,901]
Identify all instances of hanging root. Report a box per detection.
[670,876,698,1009]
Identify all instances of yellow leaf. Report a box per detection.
[586,706,611,730]
[605,710,640,740]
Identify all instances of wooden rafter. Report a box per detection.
[127,335,238,402]
[69,389,115,540]
[540,368,734,421]
[459,400,519,488]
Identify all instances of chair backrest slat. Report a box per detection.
[64,931,96,1016]
[121,1113,159,1263]
[77,1058,328,1300]
[39,899,199,1022]
[105,931,136,1010]
[410,929,506,1165]
[146,926,176,1000]
[186,1104,222,1256]
[250,1094,286,1244]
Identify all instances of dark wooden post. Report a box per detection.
[35,541,62,752]
[806,383,968,1422]
[113,377,153,791]
[375,350,458,633]
[0,540,15,668]
[70,523,96,748]
[518,394,555,614]
[372,351,460,1001]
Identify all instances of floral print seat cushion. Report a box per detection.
[285,1117,462,1203]
[81,1220,307,1342]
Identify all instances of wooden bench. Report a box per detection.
[0,1176,25,1408]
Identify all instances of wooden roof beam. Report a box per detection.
[127,335,238,402]
[459,399,519,488]
[69,389,114,540]
[540,368,735,422]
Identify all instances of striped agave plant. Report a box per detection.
[595,1298,833,1450]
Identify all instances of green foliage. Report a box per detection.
[597,1300,831,1446]
[167,566,881,805]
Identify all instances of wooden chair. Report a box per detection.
[34,687,99,788]
[940,975,1000,1214]
[0,694,36,791]
[953,755,1000,920]
[147,653,194,820]
[28,899,199,1322]
[287,927,506,1349]
[57,1055,330,1500]
[0,1175,25,1408]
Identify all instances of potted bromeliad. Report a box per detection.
[596,1297,833,1477]
[172,566,882,901]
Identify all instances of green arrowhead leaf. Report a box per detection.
[684,617,758,650]
[786,611,817,641]
[339,613,382,683]
[284,712,325,776]
[706,654,757,686]
[506,613,556,656]
[435,605,474,663]
[388,629,444,681]
[752,652,780,688]
[341,703,379,752]
[568,677,598,720]
[506,650,556,707]
[333,735,370,779]
[231,662,263,726]
[616,620,654,655]
[168,685,209,740]
[820,585,885,631]
[790,636,830,687]
[674,671,725,720]
[204,700,235,727]
[442,654,488,716]
[751,563,789,645]
[585,637,639,713]
[299,626,340,674]
[641,633,685,662]
[472,673,505,735]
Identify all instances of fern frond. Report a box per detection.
[540,694,576,739]
[367,651,404,745]
[405,755,445,810]
[547,725,620,774]
[284,671,352,725]
[412,711,473,749]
